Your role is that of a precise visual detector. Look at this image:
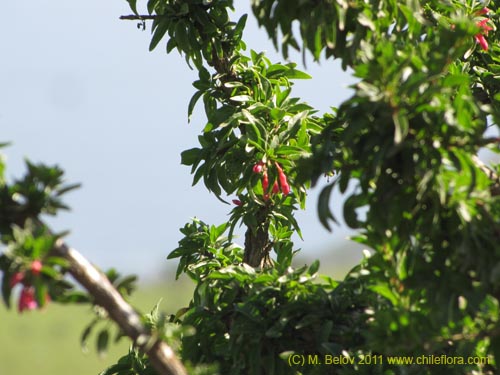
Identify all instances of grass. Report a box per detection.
[0,278,194,375]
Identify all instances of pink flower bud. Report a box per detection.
[18,286,37,313]
[232,199,242,206]
[10,272,25,288]
[30,260,43,276]
[252,161,264,174]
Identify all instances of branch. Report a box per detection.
[120,14,158,20]
[472,155,500,196]
[53,238,187,375]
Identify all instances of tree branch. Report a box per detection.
[120,15,158,20]
[472,155,500,196]
[52,238,187,375]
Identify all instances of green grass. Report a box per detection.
[0,279,194,375]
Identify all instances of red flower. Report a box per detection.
[272,181,280,194]
[475,18,493,51]
[232,199,242,206]
[10,272,25,288]
[18,286,37,313]
[475,34,489,51]
[281,182,291,195]
[275,163,291,195]
[478,19,493,32]
[30,260,43,276]
[476,7,491,16]
[261,171,269,192]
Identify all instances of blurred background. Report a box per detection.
[1,1,372,374]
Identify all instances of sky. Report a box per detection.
[0,1,364,281]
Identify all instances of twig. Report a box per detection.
[53,238,187,375]
[120,14,158,20]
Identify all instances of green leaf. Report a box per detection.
[55,182,81,197]
[58,291,91,304]
[147,0,158,15]
[175,19,190,54]
[97,329,110,357]
[343,193,366,229]
[181,148,201,166]
[233,14,248,40]
[230,95,253,102]
[45,256,70,268]
[149,19,170,51]
[99,362,132,375]
[392,110,409,145]
[81,319,98,349]
[318,182,337,231]
[188,91,204,122]
[284,68,312,80]
[126,0,138,15]
[34,280,48,308]
[369,284,398,305]
[308,259,320,275]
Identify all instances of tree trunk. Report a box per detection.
[243,208,273,268]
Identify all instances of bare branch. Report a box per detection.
[120,14,158,20]
[53,238,187,375]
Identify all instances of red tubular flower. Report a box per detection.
[281,182,291,195]
[261,171,269,192]
[261,171,270,200]
[476,7,491,16]
[478,19,493,32]
[275,163,291,195]
[272,181,280,194]
[18,286,37,313]
[476,34,489,51]
[475,18,493,51]
[10,272,25,288]
[30,260,43,276]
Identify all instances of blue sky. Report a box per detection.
[1,1,364,280]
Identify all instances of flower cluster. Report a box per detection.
[475,8,493,51]
[10,260,47,313]
[253,161,291,201]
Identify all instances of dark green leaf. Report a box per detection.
[318,182,337,231]
[126,0,138,15]
[181,148,201,166]
[188,90,204,122]
[308,260,320,275]
[149,20,170,51]
[97,329,110,357]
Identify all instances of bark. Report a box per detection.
[243,207,273,268]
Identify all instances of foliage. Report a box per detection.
[1,0,500,375]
